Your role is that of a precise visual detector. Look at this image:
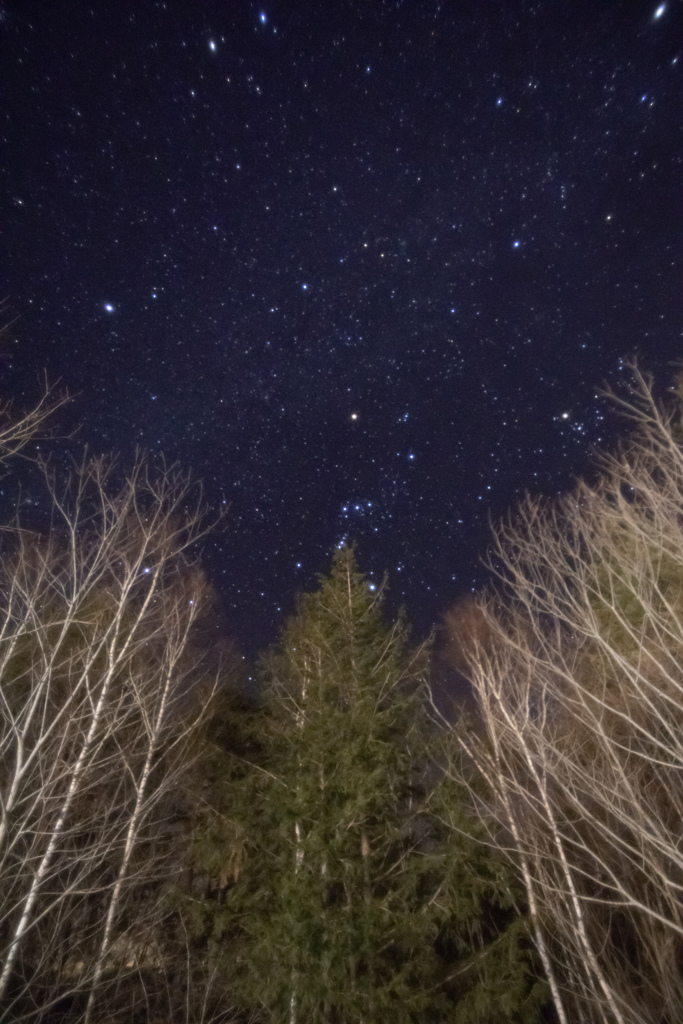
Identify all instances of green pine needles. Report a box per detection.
[189,545,549,1022]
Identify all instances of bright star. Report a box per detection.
[513,240,520,248]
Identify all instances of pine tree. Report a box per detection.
[193,546,549,1022]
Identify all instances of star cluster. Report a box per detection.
[3,1,682,650]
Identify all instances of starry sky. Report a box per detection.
[2,0,682,654]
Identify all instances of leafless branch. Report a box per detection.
[445,362,683,1024]
[0,451,223,1021]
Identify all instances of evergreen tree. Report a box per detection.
[190,546,549,1022]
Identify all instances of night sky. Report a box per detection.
[3,1,682,655]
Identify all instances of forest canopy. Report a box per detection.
[1,362,682,1023]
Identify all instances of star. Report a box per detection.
[6,0,679,665]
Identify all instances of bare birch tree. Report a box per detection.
[0,452,219,1021]
[447,365,683,1024]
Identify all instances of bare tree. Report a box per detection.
[0,301,69,467]
[0,452,219,1021]
[0,385,68,467]
[447,365,683,1024]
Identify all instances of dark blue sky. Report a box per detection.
[3,0,682,652]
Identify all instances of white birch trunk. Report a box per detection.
[449,365,683,1023]
[0,453,217,1017]
[82,646,179,1023]
[0,566,161,1001]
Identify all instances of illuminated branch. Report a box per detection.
[448,364,683,1024]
